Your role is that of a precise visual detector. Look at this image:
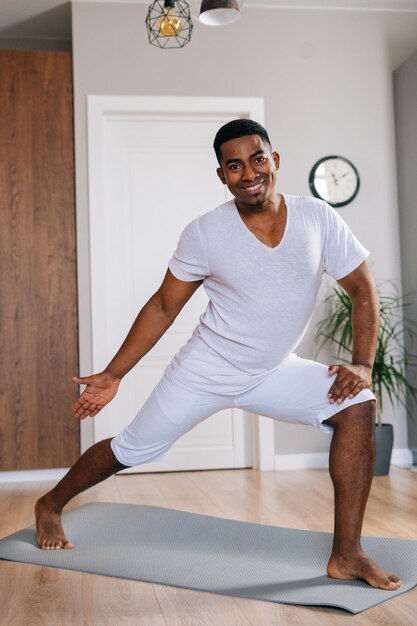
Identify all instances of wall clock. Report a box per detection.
[309,155,360,208]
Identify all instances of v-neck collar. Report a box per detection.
[232,194,290,252]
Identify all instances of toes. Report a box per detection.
[39,537,73,550]
[371,572,402,590]
[377,574,401,590]
[388,574,401,583]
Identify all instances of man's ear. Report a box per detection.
[217,166,226,185]
[273,152,280,170]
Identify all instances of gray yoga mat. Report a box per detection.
[0,502,416,615]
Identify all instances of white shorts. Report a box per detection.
[111,353,375,468]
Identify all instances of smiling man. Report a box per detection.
[35,119,401,591]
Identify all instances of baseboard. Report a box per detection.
[0,450,413,482]
[0,468,69,483]
[274,452,329,470]
[274,448,414,470]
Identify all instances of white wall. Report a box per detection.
[72,2,417,456]
[394,48,417,457]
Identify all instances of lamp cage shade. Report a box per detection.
[146,0,193,49]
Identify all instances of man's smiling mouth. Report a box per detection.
[242,181,264,192]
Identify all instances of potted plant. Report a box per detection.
[315,283,417,475]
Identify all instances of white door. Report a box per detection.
[86,96,273,472]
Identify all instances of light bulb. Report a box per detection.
[157,8,184,37]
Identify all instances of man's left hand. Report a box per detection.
[327,363,372,404]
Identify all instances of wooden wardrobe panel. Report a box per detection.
[0,51,79,470]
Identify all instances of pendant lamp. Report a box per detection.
[199,0,241,26]
[145,0,193,48]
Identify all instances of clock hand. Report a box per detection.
[334,171,350,182]
[329,171,338,185]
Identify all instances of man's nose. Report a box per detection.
[241,163,257,180]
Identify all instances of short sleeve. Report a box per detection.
[322,202,370,280]
[168,218,209,282]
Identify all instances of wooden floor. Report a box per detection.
[0,466,416,625]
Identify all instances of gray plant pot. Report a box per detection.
[374,423,394,476]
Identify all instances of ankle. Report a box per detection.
[330,546,365,561]
[37,492,64,515]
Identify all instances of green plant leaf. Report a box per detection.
[314,285,417,418]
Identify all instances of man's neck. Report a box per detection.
[235,193,283,218]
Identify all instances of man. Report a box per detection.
[35,119,401,591]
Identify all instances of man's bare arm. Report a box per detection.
[105,269,202,379]
[72,269,202,419]
[326,260,380,404]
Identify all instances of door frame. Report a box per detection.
[82,94,275,471]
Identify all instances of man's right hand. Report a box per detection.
[72,371,121,419]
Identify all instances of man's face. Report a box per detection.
[216,134,280,209]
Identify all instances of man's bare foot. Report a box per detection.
[327,551,401,590]
[35,495,74,550]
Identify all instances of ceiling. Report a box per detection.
[1,0,417,40]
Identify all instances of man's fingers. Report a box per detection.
[329,377,362,403]
[72,372,117,418]
[327,364,372,404]
[328,374,354,403]
[73,396,104,419]
[334,380,356,403]
[75,406,93,419]
[72,396,88,411]
[73,398,93,418]
[328,373,348,397]
[73,375,95,385]
[348,381,364,399]
[75,406,90,419]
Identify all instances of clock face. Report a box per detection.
[309,156,360,208]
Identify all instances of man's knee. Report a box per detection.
[324,399,376,431]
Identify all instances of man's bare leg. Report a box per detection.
[324,401,401,590]
[35,438,127,550]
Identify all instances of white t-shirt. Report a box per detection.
[165,194,369,394]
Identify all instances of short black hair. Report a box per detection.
[213,119,272,164]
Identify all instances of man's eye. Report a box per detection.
[230,164,241,171]
[255,156,265,163]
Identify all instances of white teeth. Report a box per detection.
[245,182,263,191]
